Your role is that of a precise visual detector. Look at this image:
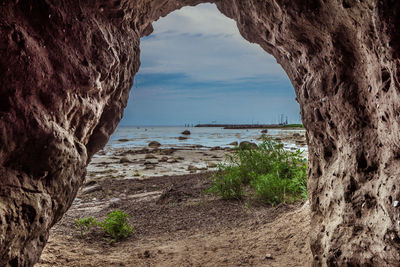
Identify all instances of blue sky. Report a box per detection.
[120,3,300,126]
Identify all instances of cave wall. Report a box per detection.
[1,0,399,266]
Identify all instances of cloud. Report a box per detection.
[139,3,287,82]
[152,4,238,36]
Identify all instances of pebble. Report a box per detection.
[265,253,274,259]
[143,250,150,258]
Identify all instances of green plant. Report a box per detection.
[208,165,244,200]
[209,138,307,204]
[75,217,98,237]
[251,172,290,204]
[101,210,134,241]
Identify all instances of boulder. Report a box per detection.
[145,164,155,170]
[159,156,169,162]
[119,156,131,163]
[148,141,161,148]
[167,158,178,164]
[144,159,158,165]
[239,141,258,149]
[181,130,191,135]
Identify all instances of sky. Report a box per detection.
[120,3,300,126]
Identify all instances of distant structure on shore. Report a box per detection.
[195,123,303,129]
[192,114,296,129]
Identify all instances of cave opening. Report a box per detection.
[53,4,310,266]
[5,1,398,265]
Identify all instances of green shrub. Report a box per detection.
[101,210,134,241]
[250,172,289,204]
[209,138,307,204]
[75,217,98,237]
[209,165,244,200]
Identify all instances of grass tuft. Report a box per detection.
[100,210,134,241]
[74,210,134,242]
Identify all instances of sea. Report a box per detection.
[106,126,307,153]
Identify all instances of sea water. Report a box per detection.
[106,126,307,153]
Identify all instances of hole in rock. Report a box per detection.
[47,4,311,266]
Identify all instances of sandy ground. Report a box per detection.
[37,132,311,266]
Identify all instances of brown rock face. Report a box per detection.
[1,0,399,265]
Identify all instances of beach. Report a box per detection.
[37,127,312,266]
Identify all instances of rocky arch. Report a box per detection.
[1,0,400,265]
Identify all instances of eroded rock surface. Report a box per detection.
[1,0,399,266]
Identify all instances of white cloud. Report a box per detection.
[139,3,288,82]
[153,4,238,36]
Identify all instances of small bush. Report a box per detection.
[209,138,307,204]
[209,165,244,200]
[75,217,98,237]
[101,210,134,241]
[251,172,289,204]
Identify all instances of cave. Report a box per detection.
[1,0,400,266]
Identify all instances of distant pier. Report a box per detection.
[194,124,304,129]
